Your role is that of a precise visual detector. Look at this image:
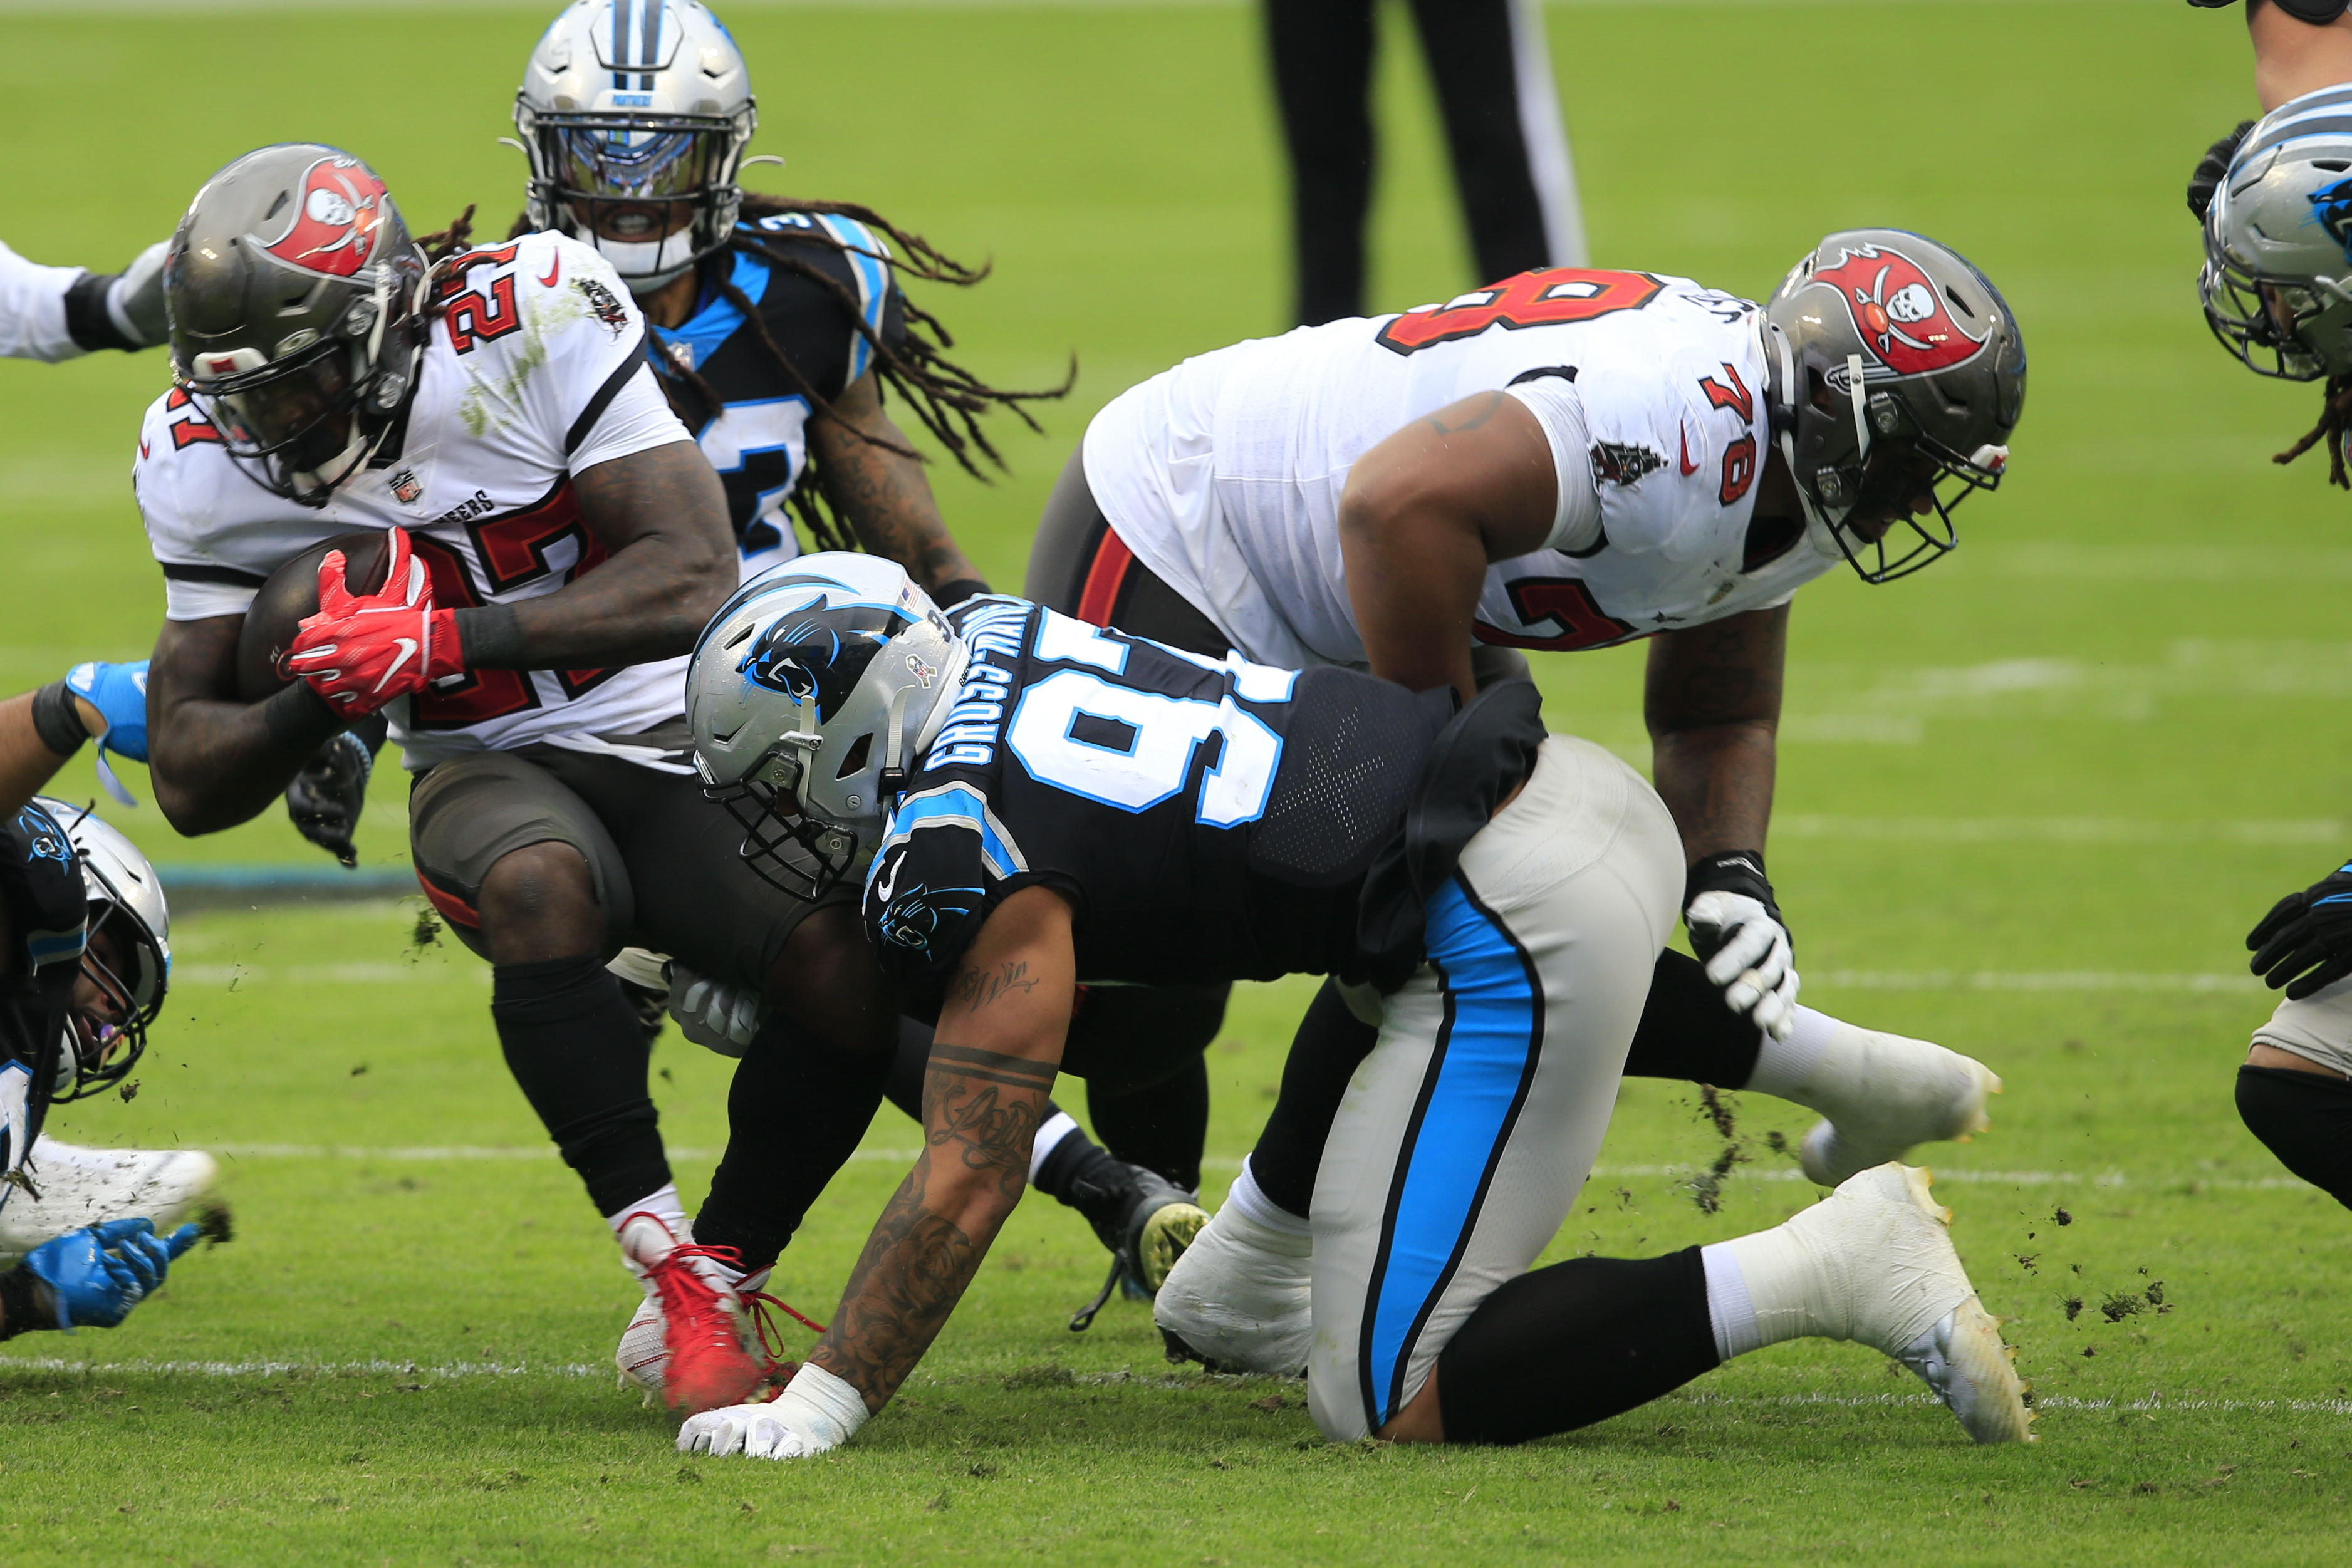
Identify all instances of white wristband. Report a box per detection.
[776,1361,870,1449]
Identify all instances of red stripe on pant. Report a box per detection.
[415,870,482,930]
[1076,526,1136,627]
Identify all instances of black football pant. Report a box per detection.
[1266,0,1567,324]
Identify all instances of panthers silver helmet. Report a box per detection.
[2202,83,2352,382]
[1762,229,2026,583]
[515,0,757,293]
[687,553,965,896]
[167,145,429,508]
[33,800,170,1102]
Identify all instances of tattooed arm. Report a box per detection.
[808,883,1076,1413]
[1339,391,1558,705]
[808,369,983,595]
[1644,605,1787,863]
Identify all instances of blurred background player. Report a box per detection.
[0,796,205,1344]
[1265,0,1583,325]
[672,556,2030,1463]
[505,0,1194,1359]
[1018,233,2024,1356]
[2191,77,2352,1210]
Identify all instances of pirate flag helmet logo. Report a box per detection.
[1805,243,1989,377]
[258,156,391,279]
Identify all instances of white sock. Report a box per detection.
[1699,1242,1762,1361]
[1743,1005,1838,1099]
[1029,1110,1080,1183]
[605,1182,688,1242]
[1222,1157,1312,1238]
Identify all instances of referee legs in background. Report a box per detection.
[1265,0,1585,326]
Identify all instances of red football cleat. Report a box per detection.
[618,1213,764,1415]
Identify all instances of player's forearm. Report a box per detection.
[473,441,734,670]
[2252,3,2352,111]
[812,410,982,594]
[1340,499,1487,704]
[150,685,345,834]
[808,1149,1023,1411]
[1650,722,1777,864]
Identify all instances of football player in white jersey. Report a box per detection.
[132,143,883,1414]
[1012,232,2026,1370]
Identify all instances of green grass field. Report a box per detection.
[4,0,2350,1560]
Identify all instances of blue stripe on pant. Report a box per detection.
[1355,875,1544,1432]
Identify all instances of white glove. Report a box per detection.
[1685,890,1799,1041]
[679,1362,868,1460]
[667,965,764,1058]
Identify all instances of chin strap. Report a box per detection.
[1845,351,1873,469]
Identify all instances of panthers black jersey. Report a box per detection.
[649,213,908,574]
[0,802,85,1178]
[863,598,1455,1010]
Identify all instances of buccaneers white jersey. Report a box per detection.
[1082,269,1842,670]
[0,239,100,362]
[137,231,692,767]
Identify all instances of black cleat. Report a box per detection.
[1068,1163,1209,1332]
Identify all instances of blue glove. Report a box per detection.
[63,660,148,764]
[22,1217,199,1329]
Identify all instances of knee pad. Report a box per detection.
[2237,1065,2352,1211]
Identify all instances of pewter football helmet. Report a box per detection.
[1762,229,2026,583]
[2202,84,2352,382]
[515,0,757,292]
[167,145,429,508]
[33,800,170,1102]
[687,554,965,895]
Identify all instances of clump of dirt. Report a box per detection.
[2100,1280,2169,1322]
[193,1198,235,1246]
[1685,1086,1754,1215]
[409,906,443,952]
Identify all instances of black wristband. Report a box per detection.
[452,603,524,667]
[0,1264,49,1339]
[61,271,139,355]
[29,679,89,756]
[1684,849,1779,917]
[263,678,345,749]
[931,578,991,610]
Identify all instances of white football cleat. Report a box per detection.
[1796,1025,2001,1187]
[1792,1163,2033,1445]
[1152,1201,1313,1377]
[0,1138,217,1255]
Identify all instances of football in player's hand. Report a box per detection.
[234,531,392,703]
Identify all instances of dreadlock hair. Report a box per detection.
[2276,372,2352,491]
[507,194,1070,554]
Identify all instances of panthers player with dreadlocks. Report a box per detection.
[505,0,1197,1347]
[2189,22,2352,1212]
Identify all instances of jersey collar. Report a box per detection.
[650,247,773,378]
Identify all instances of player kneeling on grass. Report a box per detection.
[669,554,2031,1458]
[2190,78,2352,1209]
[0,801,206,1342]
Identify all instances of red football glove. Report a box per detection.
[282,527,465,716]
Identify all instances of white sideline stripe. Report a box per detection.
[177,963,483,986]
[1682,1391,2352,1418]
[0,1357,601,1379]
[209,1143,924,1162]
[203,1144,2315,1193]
[1776,815,2345,846]
[1807,970,2264,994]
[172,965,2272,993]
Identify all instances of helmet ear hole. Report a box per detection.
[835,732,873,781]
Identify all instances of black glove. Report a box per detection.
[2249,859,2352,999]
[2189,119,2257,222]
[284,720,384,868]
